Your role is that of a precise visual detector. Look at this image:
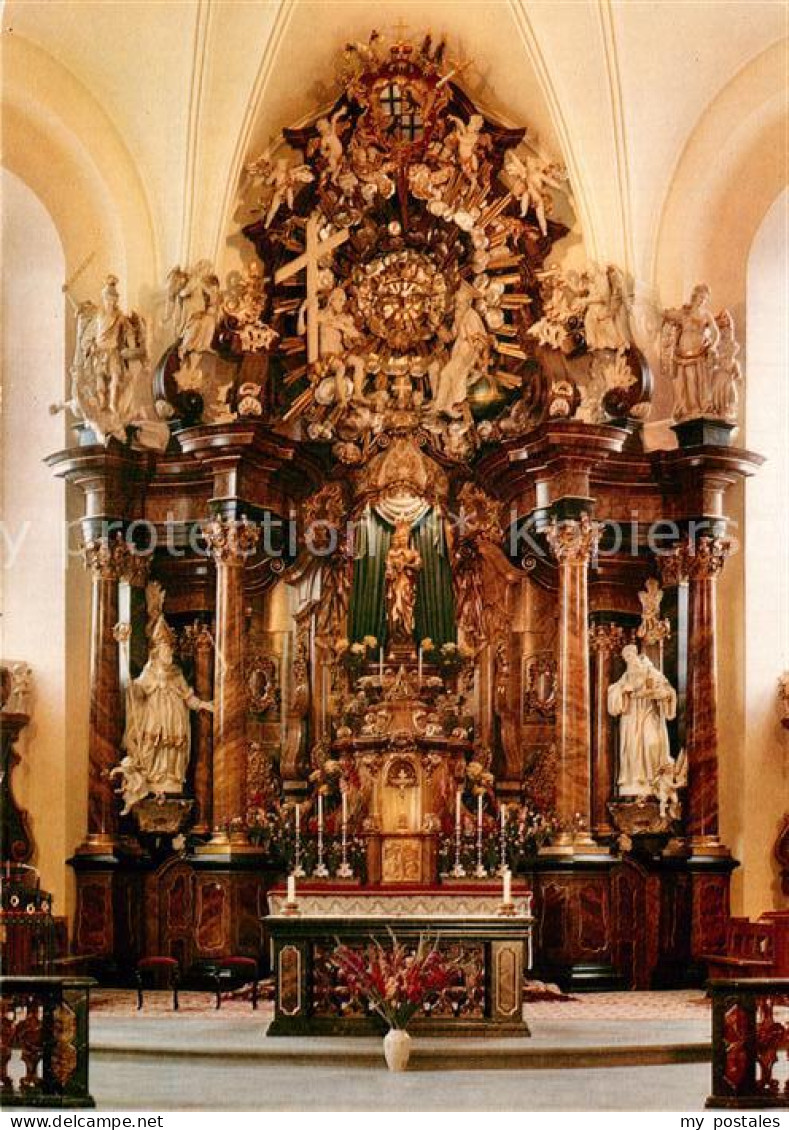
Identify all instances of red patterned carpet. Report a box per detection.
[90,987,712,1021]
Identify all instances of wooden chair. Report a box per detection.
[135,956,180,1010]
[205,957,259,1010]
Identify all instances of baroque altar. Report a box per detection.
[47,29,762,993]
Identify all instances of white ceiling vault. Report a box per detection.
[3,0,787,306]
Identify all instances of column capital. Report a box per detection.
[545,513,601,565]
[683,535,731,581]
[83,533,126,581]
[656,535,731,586]
[203,516,260,565]
[588,622,626,656]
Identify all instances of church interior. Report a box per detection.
[1,0,788,1113]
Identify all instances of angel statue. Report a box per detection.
[247,152,314,228]
[52,275,168,450]
[710,309,743,424]
[504,150,566,237]
[582,264,631,352]
[607,645,677,800]
[165,261,221,388]
[432,282,489,417]
[315,109,347,179]
[385,521,422,644]
[448,114,486,179]
[662,283,720,422]
[112,587,213,813]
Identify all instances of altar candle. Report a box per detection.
[418,645,423,684]
[379,647,384,681]
[294,803,300,834]
[455,788,462,828]
[287,875,296,905]
[318,792,324,830]
[477,792,483,833]
[503,868,512,904]
[342,788,348,826]
[501,804,507,831]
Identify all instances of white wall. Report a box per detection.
[743,188,789,913]
[0,169,79,920]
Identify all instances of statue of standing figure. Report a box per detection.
[607,645,677,799]
[385,521,422,644]
[52,274,169,450]
[662,283,742,425]
[112,586,213,813]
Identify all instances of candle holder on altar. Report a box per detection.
[283,899,301,917]
[497,900,517,917]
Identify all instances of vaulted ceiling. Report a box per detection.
[3,0,787,307]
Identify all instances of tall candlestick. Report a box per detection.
[451,788,466,877]
[293,802,304,877]
[503,867,512,904]
[499,803,508,875]
[474,792,486,877]
[314,791,328,877]
[337,784,352,879]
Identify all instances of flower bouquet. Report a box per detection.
[330,931,457,1070]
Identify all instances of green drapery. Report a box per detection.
[348,506,456,647]
[348,509,391,644]
[413,508,456,647]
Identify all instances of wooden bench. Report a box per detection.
[701,916,774,979]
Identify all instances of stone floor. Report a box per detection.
[87,991,714,1111]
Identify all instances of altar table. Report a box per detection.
[266,912,533,1036]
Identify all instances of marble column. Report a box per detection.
[81,536,128,852]
[545,515,601,849]
[683,536,730,852]
[201,517,259,851]
[588,623,624,840]
[189,622,214,836]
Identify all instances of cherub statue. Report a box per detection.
[315,109,347,179]
[313,288,366,400]
[504,150,566,237]
[653,750,688,821]
[248,154,314,228]
[112,586,213,813]
[448,114,486,179]
[662,283,720,422]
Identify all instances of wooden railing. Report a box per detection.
[707,978,789,1108]
[0,976,95,1108]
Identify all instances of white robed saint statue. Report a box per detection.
[113,610,213,813]
[607,645,677,798]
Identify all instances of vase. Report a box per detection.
[383,1027,412,1072]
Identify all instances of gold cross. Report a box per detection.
[274,215,350,363]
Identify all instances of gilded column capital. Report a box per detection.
[545,513,601,566]
[118,549,151,587]
[683,535,731,581]
[657,535,731,586]
[203,516,260,565]
[83,533,128,581]
[588,623,625,656]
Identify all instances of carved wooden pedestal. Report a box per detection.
[69,852,276,980]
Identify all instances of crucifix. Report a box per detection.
[274,214,349,363]
[391,371,413,409]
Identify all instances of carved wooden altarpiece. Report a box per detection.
[47,30,762,991]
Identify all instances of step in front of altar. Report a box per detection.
[266,883,533,918]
